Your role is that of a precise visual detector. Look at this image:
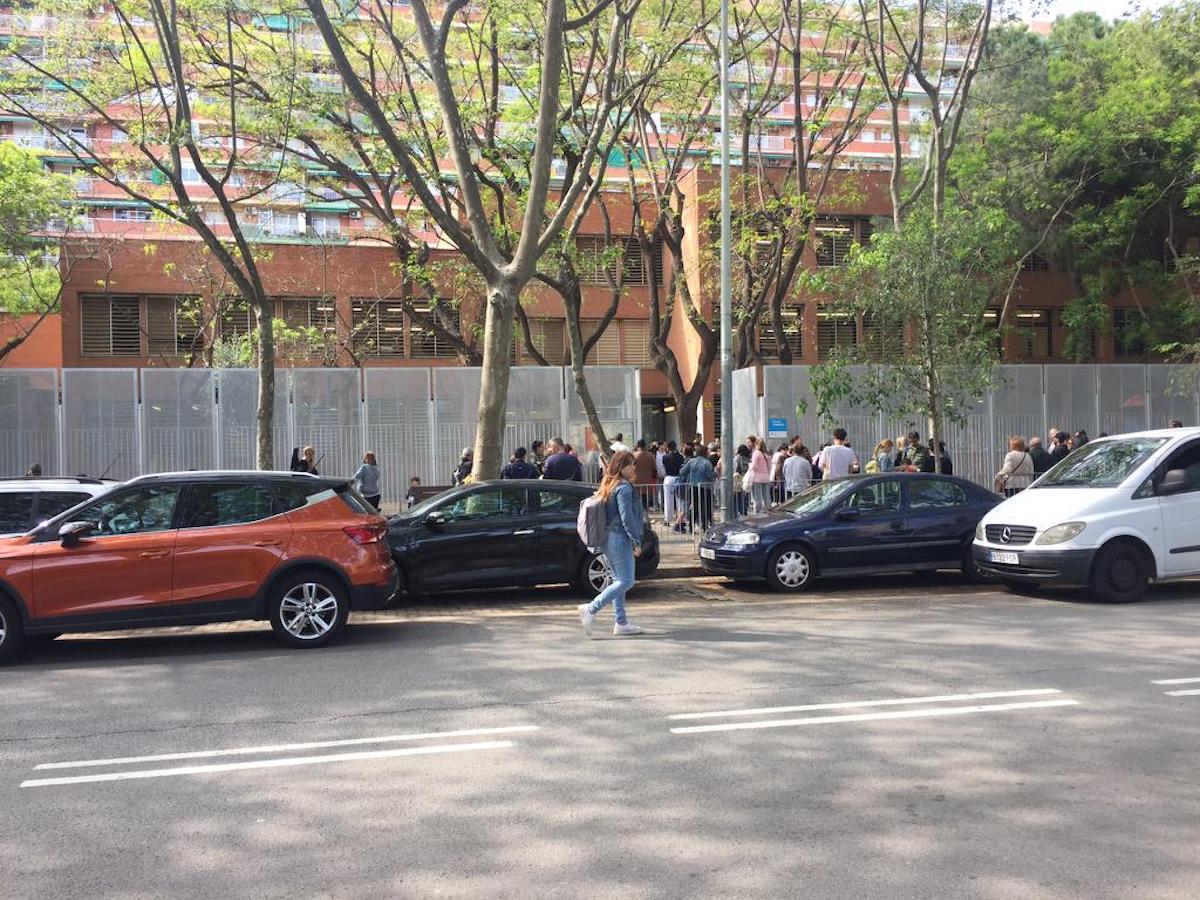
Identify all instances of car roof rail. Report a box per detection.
[4,474,108,485]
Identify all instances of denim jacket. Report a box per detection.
[605,480,644,548]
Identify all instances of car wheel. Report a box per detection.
[960,545,993,584]
[1002,580,1042,596]
[574,553,613,597]
[1089,542,1149,604]
[268,571,349,648]
[766,545,815,593]
[0,595,25,663]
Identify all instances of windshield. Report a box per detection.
[1035,437,1169,488]
[777,479,857,515]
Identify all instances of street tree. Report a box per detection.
[303,0,656,478]
[0,0,303,468]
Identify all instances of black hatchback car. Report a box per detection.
[387,480,660,596]
[698,474,1000,591]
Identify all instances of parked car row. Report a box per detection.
[0,473,658,662]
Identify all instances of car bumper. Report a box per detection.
[350,567,401,610]
[698,544,767,579]
[972,543,1095,586]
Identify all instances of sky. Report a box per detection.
[1024,0,1174,22]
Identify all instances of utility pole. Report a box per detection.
[718,0,734,520]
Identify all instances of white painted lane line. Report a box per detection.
[1152,677,1200,686]
[35,725,540,771]
[1164,688,1200,697]
[667,689,1062,721]
[670,699,1080,735]
[22,740,515,788]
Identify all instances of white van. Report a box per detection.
[973,428,1200,602]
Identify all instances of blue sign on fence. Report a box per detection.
[767,417,789,438]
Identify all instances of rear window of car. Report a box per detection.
[0,491,34,532]
[536,489,580,512]
[335,483,376,514]
[909,480,967,509]
[182,483,276,528]
[35,491,95,521]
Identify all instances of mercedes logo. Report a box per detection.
[1000,527,1012,544]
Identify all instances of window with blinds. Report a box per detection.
[620,318,653,366]
[218,298,254,339]
[816,310,857,360]
[815,217,872,267]
[527,318,567,365]
[862,312,904,362]
[583,318,621,365]
[575,236,657,287]
[351,298,406,357]
[281,297,337,336]
[757,305,804,360]
[410,300,459,358]
[81,295,141,356]
[146,296,202,356]
[1015,308,1052,358]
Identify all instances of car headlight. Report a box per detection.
[725,532,761,546]
[975,522,985,541]
[1036,522,1086,545]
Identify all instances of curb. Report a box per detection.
[647,565,707,580]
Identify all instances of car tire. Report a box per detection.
[267,570,350,649]
[1089,542,1149,604]
[574,553,613,597]
[0,594,26,663]
[960,544,993,584]
[765,544,815,593]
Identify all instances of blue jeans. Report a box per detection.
[588,528,636,626]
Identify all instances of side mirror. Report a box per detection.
[59,521,95,545]
[835,507,861,521]
[1158,469,1190,497]
[424,511,449,528]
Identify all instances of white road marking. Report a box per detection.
[1164,688,1200,697]
[667,688,1062,721]
[35,725,540,771]
[1152,677,1200,686]
[670,699,1080,735]
[22,740,515,788]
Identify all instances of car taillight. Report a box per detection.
[343,523,386,545]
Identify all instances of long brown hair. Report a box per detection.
[596,450,635,501]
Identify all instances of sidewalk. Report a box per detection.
[649,540,706,580]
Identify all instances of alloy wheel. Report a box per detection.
[279,582,339,640]
[0,608,6,646]
[774,550,810,588]
[588,554,614,593]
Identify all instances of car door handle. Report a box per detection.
[512,529,536,536]
[254,540,283,548]
[139,550,170,559]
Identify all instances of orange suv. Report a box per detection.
[0,472,398,661]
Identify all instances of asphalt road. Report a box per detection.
[2,575,1199,900]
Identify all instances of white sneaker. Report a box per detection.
[578,603,596,636]
[613,622,644,636]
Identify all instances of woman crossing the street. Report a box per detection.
[579,450,645,637]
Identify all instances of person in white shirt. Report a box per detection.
[782,446,813,497]
[820,428,859,480]
[609,432,630,453]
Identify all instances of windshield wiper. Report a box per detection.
[1040,478,1098,486]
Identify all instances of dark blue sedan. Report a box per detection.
[698,474,1001,591]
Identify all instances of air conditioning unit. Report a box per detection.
[347,209,362,219]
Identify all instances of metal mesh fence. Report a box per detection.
[0,369,58,477]
[364,368,433,508]
[141,369,217,473]
[291,369,362,480]
[62,368,138,480]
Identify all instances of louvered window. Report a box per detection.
[1113,308,1147,358]
[81,295,141,356]
[817,311,857,360]
[1021,253,1051,272]
[219,298,254,339]
[815,217,871,267]
[862,312,904,362]
[1015,308,1052,358]
[583,319,621,365]
[757,305,803,360]
[410,300,459,359]
[576,236,652,287]
[527,318,566,365]
[351,298,406,358]
[146,295,201,356]
[620,319,653,366]
[281,297,337,336]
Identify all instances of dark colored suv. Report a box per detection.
[0,472,398,662]
[387,480,660,596]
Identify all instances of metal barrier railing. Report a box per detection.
[627,480,807,546]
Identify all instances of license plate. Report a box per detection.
[700,547,716,560]
[988,551,1019,565]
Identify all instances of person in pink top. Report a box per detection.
[748,437,772,513]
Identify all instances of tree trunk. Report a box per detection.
[675,393,701,445]
[253,295,276,470]
[564,297,611,461]
[472,282,518,479]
